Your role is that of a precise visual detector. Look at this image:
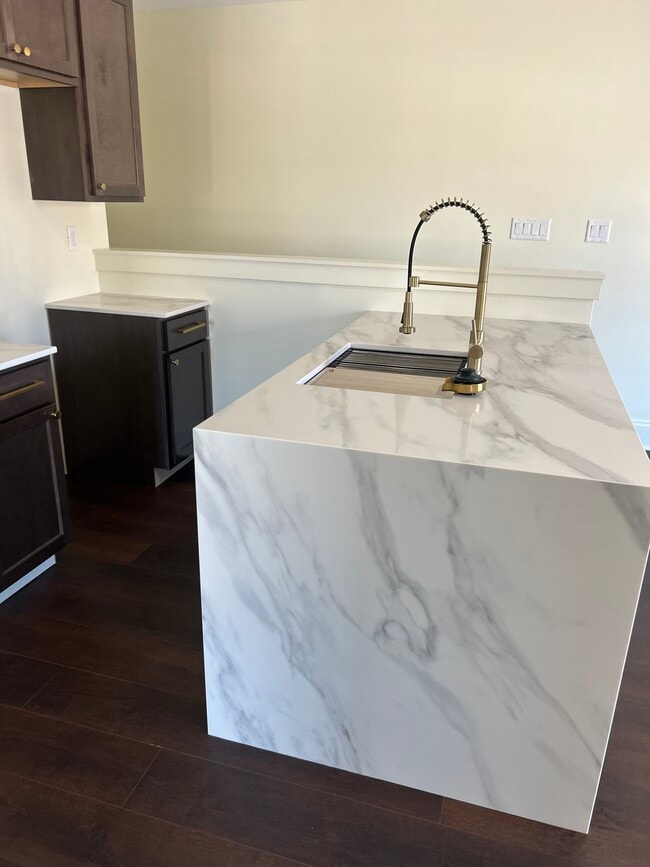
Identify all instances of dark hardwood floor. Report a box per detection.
[0,464,648,866]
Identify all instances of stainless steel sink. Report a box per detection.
[303,346,468,399]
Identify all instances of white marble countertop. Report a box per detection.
[198,311,650,486]
[45,292,209,319]
[0,342,56,373]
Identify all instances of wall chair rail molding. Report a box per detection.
[94,249,603,325]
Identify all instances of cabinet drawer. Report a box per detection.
[0,359,56,424]
[165,309,208,352]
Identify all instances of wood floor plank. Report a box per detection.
[618,660,650,706]
[436,824,571,866]
[0,704,158,805]
[0,612,205,699]
[75,506,196,548]
[0,650,59,708]
[0,560,202,651]
[626,623,649,667]
[0,608,205,705]
[589,745,650,837]
[439,800,650,867]
[127,749,445,867]
[61,527,151,566]
[0,770,300,867]
[440,798,586,860]
[25,667,443,824]
[607,700,650,755]
[131,542,199,579]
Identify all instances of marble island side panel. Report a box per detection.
[195,430,650,833]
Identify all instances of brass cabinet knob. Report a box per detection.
[23,46,31,57]
[170,358,180,366]
[10,43,22,54]
[97,182,107,191]
[51,410,62,420]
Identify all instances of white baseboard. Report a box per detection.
[634,420,650,450]
[0,555,56,605]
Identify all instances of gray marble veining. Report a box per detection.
[198,311,650,486]
[195,309,650,833]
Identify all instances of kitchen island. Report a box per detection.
[194,311,650,833]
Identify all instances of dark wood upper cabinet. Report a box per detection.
[0,0,79,78]
[78,0,144,198]
[8,0,144,201]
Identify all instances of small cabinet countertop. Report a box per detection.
[0,342,56,373]
[45,293,209,319]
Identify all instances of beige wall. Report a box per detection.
[0,88,108,345]
[107,0,650,435]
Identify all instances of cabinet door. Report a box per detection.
[77,0,144,198]
[0,404,70,592]
[166,342,213,466]
[0,0,79,77]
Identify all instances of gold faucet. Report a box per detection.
[400,198,492,394]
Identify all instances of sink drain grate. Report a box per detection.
[329,348,467,379]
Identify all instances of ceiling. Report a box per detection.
[134,0,302,9]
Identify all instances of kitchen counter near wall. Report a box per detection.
[194,309,650,834]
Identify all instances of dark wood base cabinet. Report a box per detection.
[47,308,213,485]
[0,359,70,593]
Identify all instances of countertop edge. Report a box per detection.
[0,345,56,373]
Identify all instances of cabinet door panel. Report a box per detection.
[0,0,79,77]
[166,342,213,466]
[78,0,144,198]
[0,404,69,591]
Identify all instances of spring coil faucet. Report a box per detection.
[400,197,492,395]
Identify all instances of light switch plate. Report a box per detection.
[66,225,79,252]
[510,217,551,241]
[585,220,612,243]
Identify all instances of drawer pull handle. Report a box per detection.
[10,43,22,54]
[0,380,45,402]
[51,409,62,420]
[170,358,180,366]
[175,322,206,335]
[23,45,31,57]
[98,182,107,192]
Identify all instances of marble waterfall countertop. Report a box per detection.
[0,341,56,372]
[195,309,650,832]
[198,311,650,487]
[45,292,209,319]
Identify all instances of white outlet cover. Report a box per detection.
[66,226,79,252]
[510,217,551,241]
[585,220,612,243]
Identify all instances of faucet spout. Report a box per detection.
[400,197,492,394]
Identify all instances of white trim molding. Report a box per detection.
[94,248,603,325]
[0,556,55,605]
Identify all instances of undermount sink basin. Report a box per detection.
[302,345,468,399]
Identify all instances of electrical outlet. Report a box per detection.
[66,226,79,252]
[585,220,612,243]
[510,217,551,241]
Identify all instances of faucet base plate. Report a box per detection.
[442,376,487,395]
